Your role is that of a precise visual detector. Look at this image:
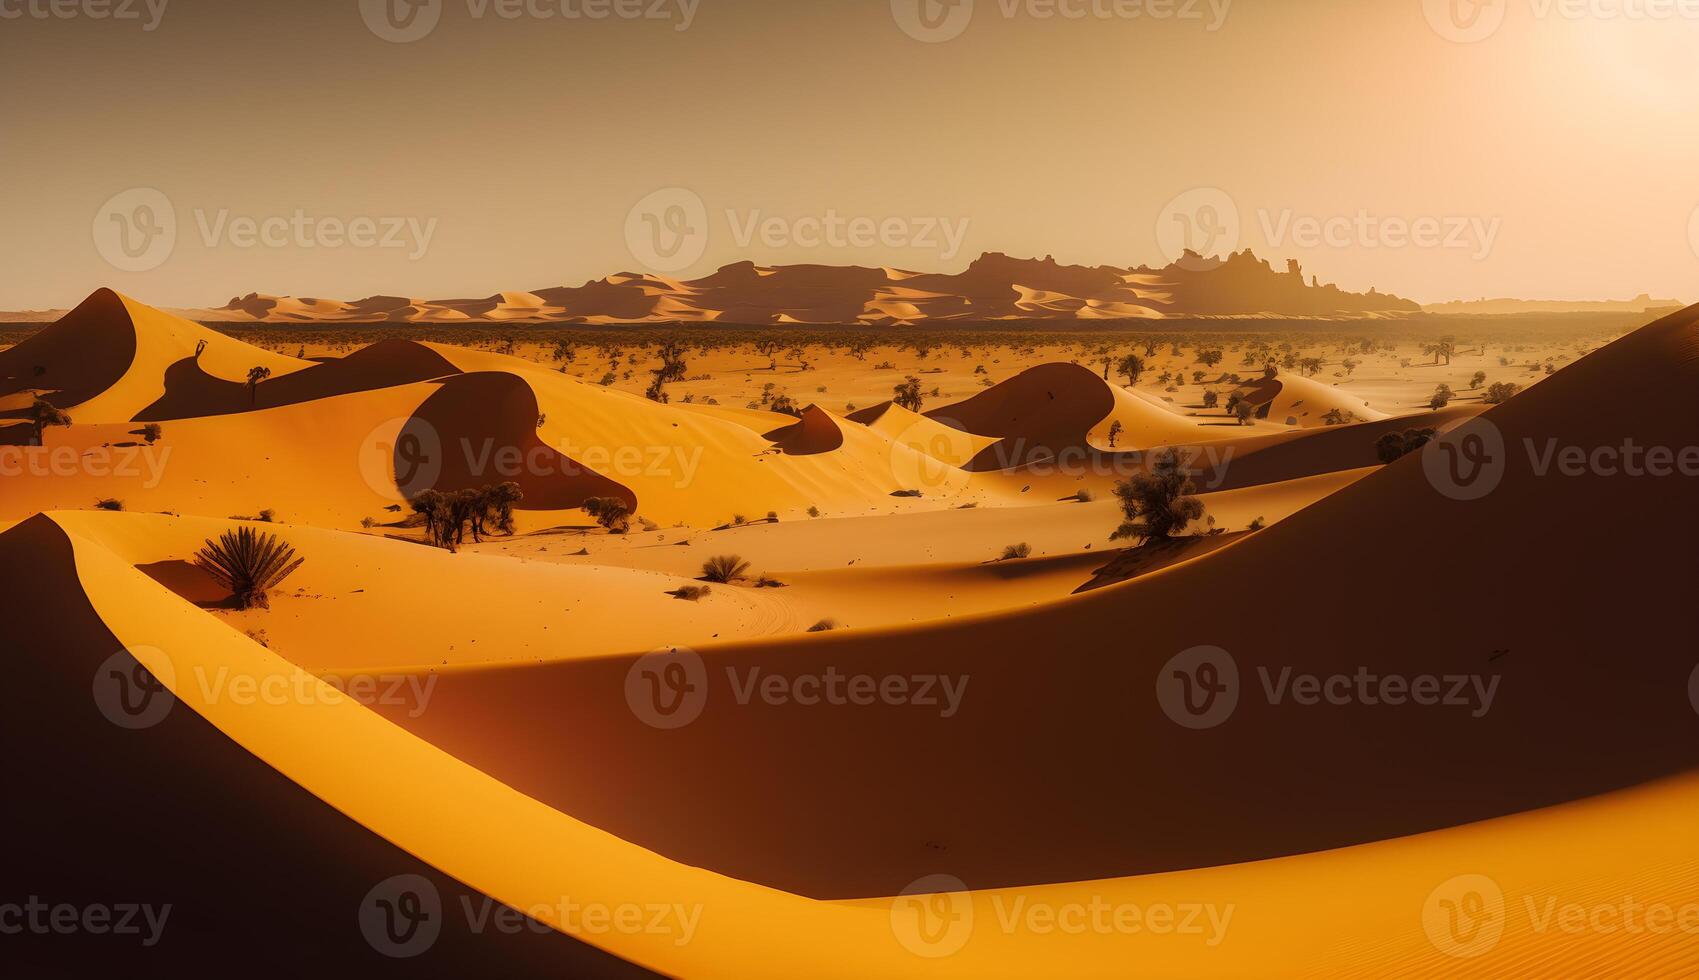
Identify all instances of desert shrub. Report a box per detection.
[140,423,163,444]
[807,506,821,518]
[1111,449,1205,545]
[94,498,124,511]
[193,526,305,610]
[669,585,711,602]
[807,619,837,633]
[1249,516,1267,531]
[1000,543,1032,561]
[582,496,632,534]
[701,555,751,583]
[754,576,787,588]
[1482,381,1521,405]
[1375,427,1438,464]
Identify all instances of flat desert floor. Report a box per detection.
[4,291,1697,976]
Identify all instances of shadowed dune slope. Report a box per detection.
[762,405,846,456]
[410,371,637,512]
[0,515,653,978]
[356,304,1699,899]
[0,290,310,424]
[136,338,463,422]
[0,289,137,413]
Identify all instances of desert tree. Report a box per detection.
[893,376,925,412]
[1470,371,1488,390]
[193,526,305,610]
[246,366,272,406]
[1111,449,1205,545]
[28,396,71,446]
[1117,353,1145,387]
[1202,389,1220,410]
[1234,400,1256,425]
[1107,419,1124,448]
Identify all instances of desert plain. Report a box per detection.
[3,279,1698,977]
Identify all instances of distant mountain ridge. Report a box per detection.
[192,250,1420,325]
[1419,294,1685,316]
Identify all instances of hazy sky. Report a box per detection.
[3,0,1697,308]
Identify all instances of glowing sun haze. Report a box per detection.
[2,0,1696,309]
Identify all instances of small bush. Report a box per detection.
[1000,543,1032,561]
[583,497,632,534]
[94,498,124,512]
[702,555,751,583]
[807,619,837,633]
[669,585,711,602]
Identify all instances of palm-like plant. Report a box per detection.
[193,527,304,610]
[701,555,750,583]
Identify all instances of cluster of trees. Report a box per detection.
[410,483,523,551]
